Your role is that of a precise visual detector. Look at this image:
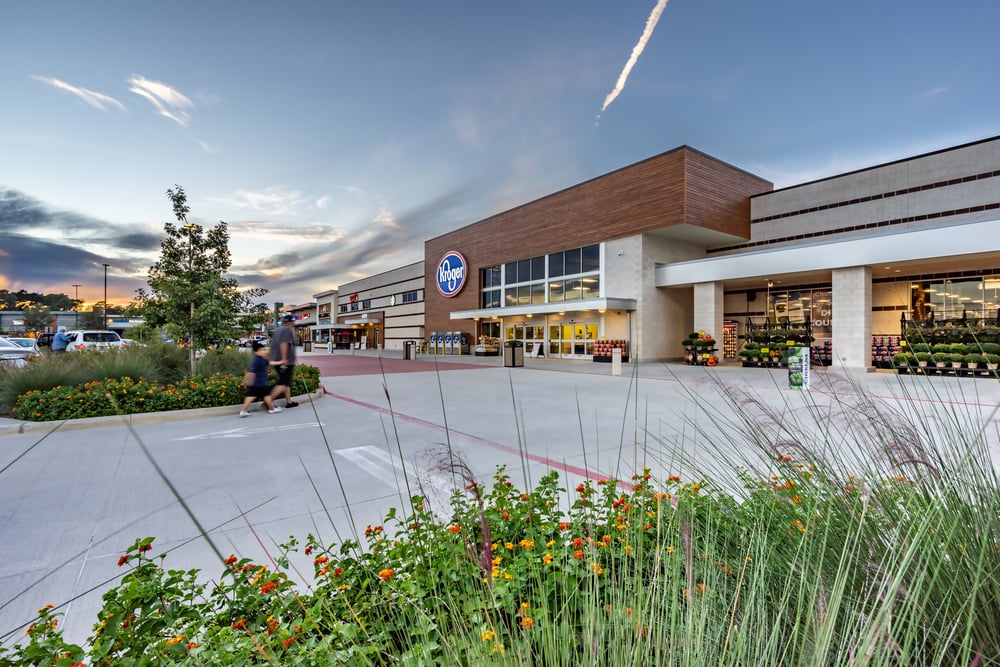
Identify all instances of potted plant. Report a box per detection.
[910,343,931,354]
[964,352,987,370]
[946,352,965,369]
[986,353,1000,371]
[892,352,916,368]
[914,351,932,368]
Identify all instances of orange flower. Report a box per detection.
[283,637,297,648]
[233,618,247,630]
[573,549,585,560]
[165,634,186,647]
[558,521,570,530]
[225,555,238,565]
[378,568,394,580]
[117,554,128,567]
[449,524,461,533]
[314,555,329,566]
[260,580,278,594]
[520,616,535,630]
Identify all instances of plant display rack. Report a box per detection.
[593,339,629,363]
[893,312,1000,378]
[872,335,901,369]
[737,317,815,368]
[681,332,718,366]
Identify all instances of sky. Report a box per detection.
[2,0,1000,310]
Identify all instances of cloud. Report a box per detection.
[598,0,670,117]
[128,75,193,126]
[920,85,949,100]
[0,189,157,300]
[31,76,126,111]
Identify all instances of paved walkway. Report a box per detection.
[1,350,998,645]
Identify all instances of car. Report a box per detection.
[121,338,144,347]
[4,337,41,355]
[36,332,54,349]
[0,337,38,368]
[64,330,127,352]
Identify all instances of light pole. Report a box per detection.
[72,283,81,327]
[102,264,110,329]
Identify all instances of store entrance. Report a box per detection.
[504,324,545,356]
[548,322,598,359]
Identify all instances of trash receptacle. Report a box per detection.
[503,340,524,368]
[303,340,312,352]
[403,340,416,360]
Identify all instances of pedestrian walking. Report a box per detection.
[239,342,282,417]
[269,313,299,408]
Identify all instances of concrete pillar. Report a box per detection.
[831,266,872,371]
[693,282,725,342]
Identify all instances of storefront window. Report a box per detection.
[911,277,1000,321]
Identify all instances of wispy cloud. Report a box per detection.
[920,85,950,100]
[128,75,193,126]
[598,0,670,118]
[31,76,126,111]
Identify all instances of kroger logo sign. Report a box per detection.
[436,251,468,297]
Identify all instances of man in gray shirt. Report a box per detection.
[269,314,299,408]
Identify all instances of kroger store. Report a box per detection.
[412,135,1000,370]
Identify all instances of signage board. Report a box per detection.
[436,251,468,297]
[787,346,810,390]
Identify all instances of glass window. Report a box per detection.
[505,262,518,284]
[565,248,581,275]
[564,278,582,301]
[517,260,530,283]
[581,275,600,300]
[362,300,371,309]
[482,265,501,288]
[549,280,564,302]
[505,288,517,307]
[531,256,545,280]
[582,244,600,272]
[548,252,564,277]
[530,283,546,304]
[481,289,500,308]
[517,286,531,306]
[402,291,419,303]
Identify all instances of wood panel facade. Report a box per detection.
[423,146,772,345]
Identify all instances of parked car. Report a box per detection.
[64,330,126,352]
[4,337,41,355]
[0,337,38,368]
[121,338,144,347]
[36,332,54,349]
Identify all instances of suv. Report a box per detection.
[65,330,126,352]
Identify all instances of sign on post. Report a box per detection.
[787,346,810,390]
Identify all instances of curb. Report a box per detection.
[0,389,323,437]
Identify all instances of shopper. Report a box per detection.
[269,313,299,408]
[239,342,282,417]
[51,327,72,353]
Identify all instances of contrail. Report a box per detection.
[598,0,670,118]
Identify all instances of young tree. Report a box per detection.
[20,303,51,332]
[135,185,268,375]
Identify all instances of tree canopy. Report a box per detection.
[135,186,268,362]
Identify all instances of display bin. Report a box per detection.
[303,340,312,352]
[503,340,524,368]
[403,340,416,360]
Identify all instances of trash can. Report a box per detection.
[503,340,524,368]
[303,340,312,352]
[403,340,416,360]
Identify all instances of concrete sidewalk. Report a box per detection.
[1,354,998,644]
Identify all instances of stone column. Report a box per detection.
[693,282,725,342]
[832,266,872,371]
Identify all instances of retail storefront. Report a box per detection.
[425,146,771,362]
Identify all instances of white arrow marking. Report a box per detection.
[174,422,326,440]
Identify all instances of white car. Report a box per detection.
[4,337,41,355]
[0,337,38,367]
[64,330,127,352]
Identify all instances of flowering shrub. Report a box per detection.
[13,365,320,421]
[5,457,995,665]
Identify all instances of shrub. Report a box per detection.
[196,346,250,377]
[11,365,321,421]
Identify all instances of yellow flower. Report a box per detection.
[542,553,553,565]
[481,629,496,642]
[519,539,535,549]
[666,545,676,554]
[165,634,186,647]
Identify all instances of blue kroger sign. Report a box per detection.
[436,251,468,297]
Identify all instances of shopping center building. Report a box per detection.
[421,135,1000,369]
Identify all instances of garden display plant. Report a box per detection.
[2,364,1000,665]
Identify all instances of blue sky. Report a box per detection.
[2,0,999,308]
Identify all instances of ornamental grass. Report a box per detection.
[1,366,999,665]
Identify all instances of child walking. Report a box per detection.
[239,342,282,417]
